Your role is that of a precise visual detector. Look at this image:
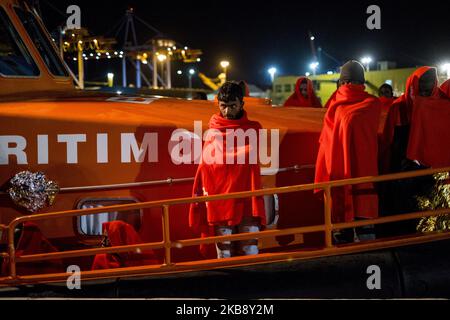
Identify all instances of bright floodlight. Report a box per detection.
[309,62,319,70]
[220,61,230,69]
[361,57,373,64]
[177,70,183,75]
[157,54,167,62]
[107,73,114,87]
[310,36,315,41]
[189,69,195,75]
[361,57,373,71]
[441,63,450,79]
[305,72,311,77]
[268,67,277,82]
[309,62,319,75]
[268,67,277,77]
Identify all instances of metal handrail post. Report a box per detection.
[162,205,172,266]
[324,186,334,248]
[7,225,16,279]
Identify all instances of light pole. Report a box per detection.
[361,57,373,72]
[157,54,167,88]
[188,68,195,89]
[309,62,319,76]
[268,67,277,83]
[220,60,230,81]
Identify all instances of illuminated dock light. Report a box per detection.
[361,56,373,71]
[107,73,114,87]
[441,63,450,79]
[220,61,230,69]
[268,67,277,83]
[309,62,319,75]
[157,54,167,62]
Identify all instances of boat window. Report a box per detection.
[0,7,39,77]
[14,7,69,77]
[77,198,142,236]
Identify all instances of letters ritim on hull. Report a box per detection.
[0,122,280,170]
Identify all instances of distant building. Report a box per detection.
[271,67,418,106]
[247,83,269,98]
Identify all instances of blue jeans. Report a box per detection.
[214,219,260,259]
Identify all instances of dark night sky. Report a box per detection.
[39,0,450,88]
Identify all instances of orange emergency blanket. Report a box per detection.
[407,96,450,168]
[379,67,440,173]
[440,79,450,98]
[92,221,158,270]
[379,96,396,113]
[1,222,63,276]
[189,112,266,256]
[189,112,266,228]
[315,84,381,223]
[284,77,322,108]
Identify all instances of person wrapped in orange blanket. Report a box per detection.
[315,60,381,243]
[284,77,322,108]
[189,81,266,259]
[1,222,63,276]
[380,67,439,174]
[92,220,159,270]
[378,83,396,113]
[378,67,440,236]
[407,95,450,169]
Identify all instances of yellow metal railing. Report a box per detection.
[1,166,450,285]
